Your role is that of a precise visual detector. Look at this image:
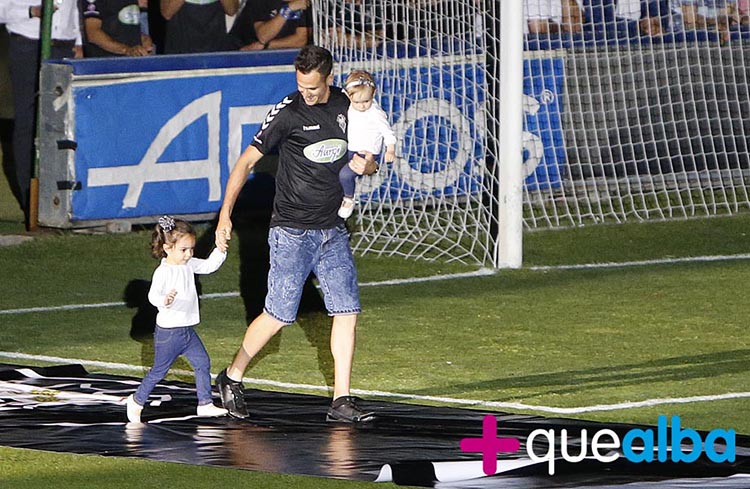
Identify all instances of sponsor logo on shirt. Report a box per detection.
[118,4,141,25]
[303,125,320,131]
[303,139,348,163]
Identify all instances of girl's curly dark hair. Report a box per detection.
[150,216,194,259]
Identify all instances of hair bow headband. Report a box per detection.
[158,215,175,232]
[345,77,376,91]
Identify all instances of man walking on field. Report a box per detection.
[214,45,378,423]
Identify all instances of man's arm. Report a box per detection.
[4,2,42,23]
[249,25,309,49]
[253,0,308,44]
[215,144,264,250]
[84,18,150,55]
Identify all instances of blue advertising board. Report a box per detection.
[61,50,564,222]
[71,63,296,221]
[523,57,565,190]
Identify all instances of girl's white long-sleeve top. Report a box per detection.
[347,99,397,155]
[148,248,227,328]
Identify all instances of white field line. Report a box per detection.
[4,254,750,316]
[1,351,749,415]
[527,253,750,271]
[3,253,750,316]
[0,268,497,316]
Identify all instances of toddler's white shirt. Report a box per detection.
[347,99,396,155]
[148,248,226,328]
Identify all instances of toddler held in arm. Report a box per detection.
[338,70,396,219]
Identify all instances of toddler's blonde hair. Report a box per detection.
[344,70,376,96]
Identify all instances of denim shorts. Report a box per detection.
[265,225,361,324]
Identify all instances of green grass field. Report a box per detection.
[1,158,749,486]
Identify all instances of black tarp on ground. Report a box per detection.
[1,363,749,488]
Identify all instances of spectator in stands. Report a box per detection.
[320,0,384,49]
[741,1,750,22]
[561,0,585,32]
[575,0,618,36]
[739,0,749,24]
[525,0,562,34]
[566,0,672,38]
[524,0,601,36]
[80,0,153,56]
[227,0,311,51]
[615,0,664,37]
[679,0,738,42]
[641,0,686,36]
[4,0,82,228]
[160,0,239,54]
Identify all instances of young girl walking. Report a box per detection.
[338,69,397,219]
[126,216,229,423]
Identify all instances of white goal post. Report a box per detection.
[313,0,750,268]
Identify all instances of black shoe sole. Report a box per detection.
[215,370,250,419]
[226,410,249,419]
[218,392,249,419]
[326,410,376,423]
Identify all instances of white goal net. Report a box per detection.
[314,0,750,267]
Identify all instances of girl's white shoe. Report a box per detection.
[126,394,143,423]
[197,403,229,417]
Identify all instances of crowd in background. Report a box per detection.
[1,0,749,228]
[525,0,749,43]
[0,0,314,60]
[86,0,315,57]
[3,0,748,60]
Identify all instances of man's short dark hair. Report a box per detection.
[294,45,333,78]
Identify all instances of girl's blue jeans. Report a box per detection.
[134,325,213,406]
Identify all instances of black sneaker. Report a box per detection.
[215,368,249,419]
[326,396,375,423]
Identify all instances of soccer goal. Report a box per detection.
[313,0,750,268]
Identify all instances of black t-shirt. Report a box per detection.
[164,0,229,54]
[80,0,142,57]
[252,87,350,229]
[227,0,311,48]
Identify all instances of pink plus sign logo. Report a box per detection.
[460,415,521,475]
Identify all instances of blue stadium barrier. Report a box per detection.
[51,49,300,76]
[41,50,302,224]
